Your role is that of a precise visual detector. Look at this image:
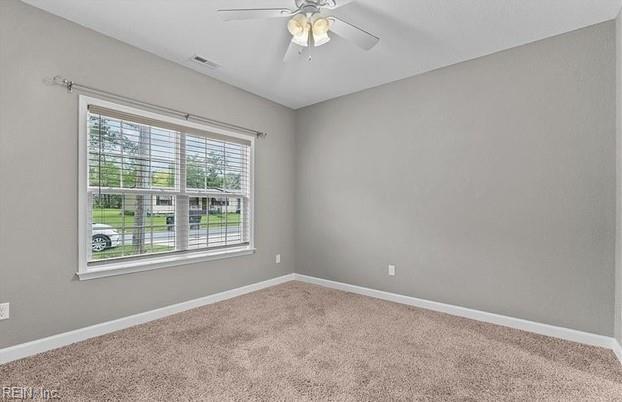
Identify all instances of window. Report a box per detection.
[78,96,254,278]
[155,196,173,206]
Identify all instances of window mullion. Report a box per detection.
[175,132,189,251]
[86,191,93,262]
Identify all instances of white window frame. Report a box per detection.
[77,96,255,280]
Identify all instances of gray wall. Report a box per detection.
[616,12,622,345]
[295,22,616,336]
[0,0,296,349]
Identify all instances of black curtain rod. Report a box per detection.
[51,75,268,138]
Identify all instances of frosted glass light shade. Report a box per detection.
[287,14,307,36]
[288,14,310,47]
[312,18,331,47]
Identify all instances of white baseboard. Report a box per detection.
[0,273,295,365]
[612,339,622,365]
[293,274,621,359]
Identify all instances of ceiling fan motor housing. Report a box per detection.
[294,0,336,14]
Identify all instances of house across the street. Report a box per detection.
[153,195,241,215]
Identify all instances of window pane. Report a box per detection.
[155,196,173,206]
[223,142,244,192]
[151,128,177,189]
[187,196,247,250]
[89,157,122,188]
[90,193,176,261]
[88,114,121,155]
[205,140,225,190]
[151,160,175,189]
[87,114,178,190]
[186,136,248,193]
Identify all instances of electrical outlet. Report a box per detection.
[388,265,396,276]
[275,254,281,264]
[0,303,9,320]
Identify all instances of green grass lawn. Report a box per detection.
[92,208,241,231]
[92,244,174,260]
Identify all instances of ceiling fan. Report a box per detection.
[217,0,379,62]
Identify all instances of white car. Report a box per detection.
[92,224,121,252]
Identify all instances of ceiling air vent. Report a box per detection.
[189,55,220,69]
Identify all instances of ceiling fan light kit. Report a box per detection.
[218,0,379,61]
[287,14,331,48]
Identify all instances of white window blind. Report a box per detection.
[85,103,252,266]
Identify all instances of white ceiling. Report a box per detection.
[23,0,622,109]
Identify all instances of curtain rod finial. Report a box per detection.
[52,75,73,92]
[256,132,268,139]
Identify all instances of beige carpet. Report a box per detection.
[1,281,621,401]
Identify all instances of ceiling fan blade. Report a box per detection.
[283,41,306,63]
[328,16,379,50]
[217,8,292,21]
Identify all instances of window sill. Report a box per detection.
[77,247,256,281]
